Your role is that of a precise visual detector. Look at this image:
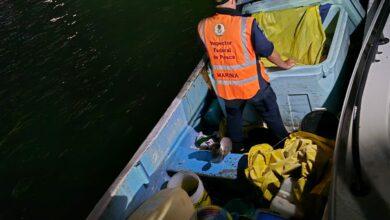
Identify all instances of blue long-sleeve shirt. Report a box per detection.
[251,20,274,57]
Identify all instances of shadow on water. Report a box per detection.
[0,0,213,219]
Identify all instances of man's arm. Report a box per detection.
[198,19,206,46]
[251,20,295,70]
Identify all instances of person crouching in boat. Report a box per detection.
[198,0,295,151]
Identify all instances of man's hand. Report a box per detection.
[283,58,296,70]
[267,51,296,70]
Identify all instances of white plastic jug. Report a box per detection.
[270,178,303,218]
[167,171,211,208]
[127,187,195,220]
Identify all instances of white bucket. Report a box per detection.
[167,171,211,208]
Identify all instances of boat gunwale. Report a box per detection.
[87,57,207,220]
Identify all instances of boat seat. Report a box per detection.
[166,128,247,180]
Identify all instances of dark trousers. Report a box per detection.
[224,86,288,147]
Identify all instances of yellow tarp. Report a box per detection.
[252,6,326,67]
[245,132,334,201]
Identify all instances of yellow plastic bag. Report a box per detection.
[252,6,326,67]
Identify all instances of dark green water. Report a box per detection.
[0,0,213,219]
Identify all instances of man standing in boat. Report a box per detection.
[198,0,295,151]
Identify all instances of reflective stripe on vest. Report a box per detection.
[215,74,258,86]
[199,14,268,100]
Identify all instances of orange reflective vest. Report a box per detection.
[198,14,269,100]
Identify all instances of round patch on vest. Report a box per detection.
[214,24,225,36]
